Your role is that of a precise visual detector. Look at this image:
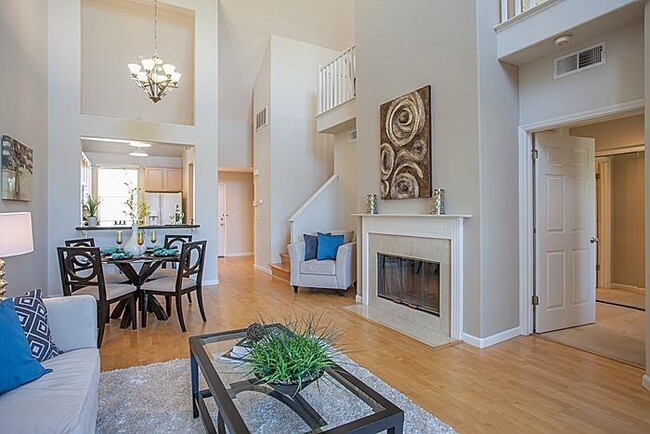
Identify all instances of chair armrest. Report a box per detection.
[287,241,306,286]
[44,295,97,352]
[336,242,356,289]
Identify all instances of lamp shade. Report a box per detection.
[0,212,34,257]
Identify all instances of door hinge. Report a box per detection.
[596,264,601,271]
[531,149,539,160]
[531,295,539,306]
[595,173,601,180]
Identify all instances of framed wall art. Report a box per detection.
[2,135,33,201]
[379,85,431,200]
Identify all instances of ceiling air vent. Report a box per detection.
[255,106,268,131]
[349,129,357,142]
[554,42,606,80]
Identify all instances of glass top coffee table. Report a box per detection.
[189,328,404,434]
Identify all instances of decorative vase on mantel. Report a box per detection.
[123,223,142,256]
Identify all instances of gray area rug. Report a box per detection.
[98,354,455,433]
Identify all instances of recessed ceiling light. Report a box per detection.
[553,34,572,47]
[129,141,152,148]
[129,151,149,157]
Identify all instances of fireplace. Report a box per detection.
[377,253,440,316]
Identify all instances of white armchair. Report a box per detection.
[287,231,356,294]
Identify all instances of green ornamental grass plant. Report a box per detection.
[248,315,340,392]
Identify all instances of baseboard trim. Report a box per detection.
[254,264,272,275]
[203,279,219,286]
[462,326,521,349]
[643,374,650,391]
[226,252,254,258]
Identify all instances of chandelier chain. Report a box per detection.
[153,0,158,56]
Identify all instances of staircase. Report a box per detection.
[270,252,291,282]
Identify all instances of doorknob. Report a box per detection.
[589,237,600,244]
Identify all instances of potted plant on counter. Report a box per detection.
[246,316,340,396]
[84,196,101,227]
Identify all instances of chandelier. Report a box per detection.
[127,0,181,103]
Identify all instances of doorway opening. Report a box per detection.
[531,113,645,368]
[217,169,254,260]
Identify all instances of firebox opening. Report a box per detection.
[377,253,440,316]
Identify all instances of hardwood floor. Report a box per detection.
[100,257,650,433]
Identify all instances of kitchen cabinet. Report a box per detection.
[144,167,182,192]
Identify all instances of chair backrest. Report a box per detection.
[57,246,107,302]
[65,238,95,247]
[164,234,192,250]
[176,240,207,289]
[63,239,97,272]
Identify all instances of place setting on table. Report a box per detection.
[103,229,181,329]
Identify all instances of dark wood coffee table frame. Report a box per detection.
[189,328,404,434]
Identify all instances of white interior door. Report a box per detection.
[218,183,227,257]
[535,132,596,333]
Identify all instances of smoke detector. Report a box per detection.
[553,35,572,47]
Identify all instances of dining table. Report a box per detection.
[102,251,180,329]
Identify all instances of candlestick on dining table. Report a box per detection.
[150,230,157,244]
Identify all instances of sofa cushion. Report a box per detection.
[300,259,336,275]
[317,233,345,261]
[0,299,52,395]
[13,289,61,362]
[0,348,100,434]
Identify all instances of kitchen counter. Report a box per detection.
[75,224,200,231]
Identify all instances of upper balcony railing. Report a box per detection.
[318,46,356,116]
[500,0,553,23]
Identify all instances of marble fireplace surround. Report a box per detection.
[353,214,470,343]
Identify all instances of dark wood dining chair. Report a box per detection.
[57,246,138,347]
[64,238,128,284]
[150,234,194,302]
[140,240,207,332]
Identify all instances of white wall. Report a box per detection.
[0,0,49,296]
[269,36,337,263]
[520,21,644,126]
[253,45,272,271]
[218,171,254,256]
[355,0,482,335]
[218,0,355,168]
[48,0,219,290]
[476,0,521,337]
[334,128,358,230]
[81,0,195,125]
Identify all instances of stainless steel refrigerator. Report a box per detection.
[144,192,183,225]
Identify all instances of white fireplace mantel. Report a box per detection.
[353,213,470,342]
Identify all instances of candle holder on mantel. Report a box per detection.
[431,189,445,215]
[366,194,378,215]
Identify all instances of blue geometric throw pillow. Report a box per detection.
[12,289,62,362]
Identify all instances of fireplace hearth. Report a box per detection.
[377,253,440,316]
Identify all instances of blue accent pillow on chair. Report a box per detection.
[317,232,345,261]
[0,299,51,395]
[304,234,319,260]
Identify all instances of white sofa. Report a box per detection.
[0,295,100,434]
[288,230,356,294]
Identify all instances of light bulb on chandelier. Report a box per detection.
[127,0,181,103]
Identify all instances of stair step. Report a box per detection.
[280,252,290,267]
[270,263,290,282]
